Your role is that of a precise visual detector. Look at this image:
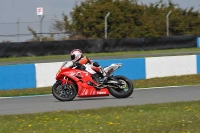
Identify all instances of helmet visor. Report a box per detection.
[71,55,75,61]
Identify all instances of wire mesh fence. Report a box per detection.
[0,16,69,42]
[1,15,200,43]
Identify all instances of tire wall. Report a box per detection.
[0,54,200,90]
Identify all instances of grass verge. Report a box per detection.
[0,47,200,63]
[0,101,199,133]
[0,74,200,97]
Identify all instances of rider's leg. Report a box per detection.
[92,62,107,86]
[92,62,106,77]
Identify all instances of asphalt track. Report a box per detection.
[0,85,200,115]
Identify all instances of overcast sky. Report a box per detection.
[0,0,199,42]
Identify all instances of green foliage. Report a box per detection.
[27,26,55,42]
[27,26,40,41]
[1,40,11,43]
[27,14,72,42]
[69,0,200,39]
[26,0,200,41]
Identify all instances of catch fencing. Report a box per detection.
[0,34,197,57]
[0,18,67,42]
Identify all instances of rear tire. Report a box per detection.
[52,81,77,101]
[108,76,134,98]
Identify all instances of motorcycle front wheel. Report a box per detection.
[52,81,77,101]
[108,76,134,98]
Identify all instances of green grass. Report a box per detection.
[134,74,200,88]
[0,47,200,63]
[0,74,200,97]
[0,101,199,133]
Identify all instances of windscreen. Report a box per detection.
[62,61,73,68]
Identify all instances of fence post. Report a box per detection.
[17,18,20,42]
[166,10,172,36]
[105,12,110,39]
[40,15,45,42]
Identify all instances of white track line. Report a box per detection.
[137,84,200,90]
[0,94,52,99]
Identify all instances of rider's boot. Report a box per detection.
[94,67,107,90]
[94,76,108,90]
[100,76,108,84]
[94,86,101,90]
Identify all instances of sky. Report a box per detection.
[0,0,199,42]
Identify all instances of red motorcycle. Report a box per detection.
[52,61,134,101]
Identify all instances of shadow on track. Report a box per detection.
[53,96,133,102]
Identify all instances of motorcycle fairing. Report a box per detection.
[56,68,109,97]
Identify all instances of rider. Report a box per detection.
[70,49,107,85]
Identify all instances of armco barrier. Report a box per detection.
[0,55,199,90]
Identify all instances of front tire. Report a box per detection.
[108,76,134,98]
[52,81,77,101]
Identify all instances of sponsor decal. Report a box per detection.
[90,90,93,95]
[84,90,89,95]
[97,91,107,94]
[82,72,89,76]
[70,72,76,76]
[81,89,86,96]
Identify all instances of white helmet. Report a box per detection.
[70,49,83,62]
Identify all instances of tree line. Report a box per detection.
[28,0,200,41]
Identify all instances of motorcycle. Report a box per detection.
[52,61,134,101]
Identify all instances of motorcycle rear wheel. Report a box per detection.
[52,81,77,101]
[108,76,134,98]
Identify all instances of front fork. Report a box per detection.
[60,77,68,85]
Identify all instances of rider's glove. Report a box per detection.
[74,62,80,67]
